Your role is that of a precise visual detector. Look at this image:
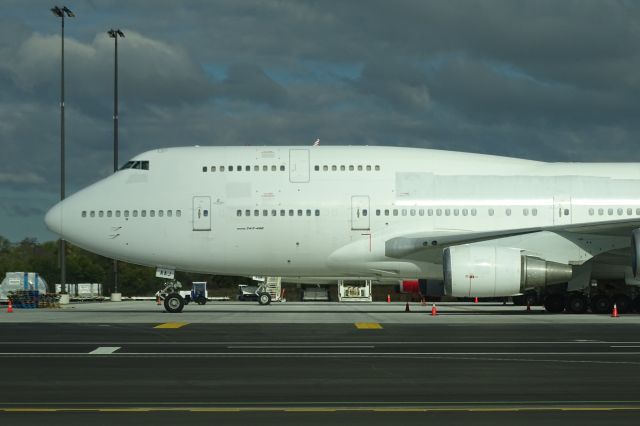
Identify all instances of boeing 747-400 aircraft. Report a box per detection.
[45,146,640,313]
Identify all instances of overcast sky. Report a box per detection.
[2,0,640,242]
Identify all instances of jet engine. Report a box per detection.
[443,245,573,297]
[632,229,640,277]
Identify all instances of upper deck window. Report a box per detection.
[120,160,149,170]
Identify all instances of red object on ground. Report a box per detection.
[474,297,478,303]
[431,304,437,316]
[156,296,161,306]
[7,300,13,313]
[612,303,619,318]
[387,294,391,303]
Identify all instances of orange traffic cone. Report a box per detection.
[431,304,437,316]
[612,303,619,318]
[474,297,478,304]
[405,302,410,312]
[7,300,13,313]
[156,296,161,306]
[387,294,391,303]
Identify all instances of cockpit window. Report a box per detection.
[119,160,149,170]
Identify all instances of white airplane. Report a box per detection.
[45,146,640,313]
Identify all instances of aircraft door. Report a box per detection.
[289,149,310,183]
[553,195,572,226]
[351,196,370,230]
[193,196,211,231]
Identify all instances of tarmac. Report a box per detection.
[1,301,639,425]
[1,300,640,323]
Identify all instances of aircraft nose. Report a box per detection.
[44,201,63,235]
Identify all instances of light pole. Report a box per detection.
[108,28,124,297]
[51,5,74,295]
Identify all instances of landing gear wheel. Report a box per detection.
[590,295,612,315]
[633,296,640,313]
[258,293,272,305]
[196,296,207,305]
[543,294,566,313]
[613,294,632,314]
[567,294,588,314]
[164,293,184,313]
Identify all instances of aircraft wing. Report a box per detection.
[384,218,640,259]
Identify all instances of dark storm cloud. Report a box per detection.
[3,0,640,241]
[219,63,288,107]
[0,202,45,218]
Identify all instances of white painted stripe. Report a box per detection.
[610,346,640,348]
[89,347,120,355]
[0,351,636,357]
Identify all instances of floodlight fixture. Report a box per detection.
[108,28,125,38]
[51,6,74,17]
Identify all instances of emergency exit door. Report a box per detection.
[351,196,370,230]
[289,149,310,183]
[192,196,211,231]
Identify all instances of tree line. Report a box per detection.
[0,236,251,296]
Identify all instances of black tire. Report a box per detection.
[258,293,272,305]
[544,294,566,313]
[196,296,207,305]
[590,295,612,315]
[614,294,632,314]
[633,296,640,313]
[164,293,184,313]
[567,294,588,314]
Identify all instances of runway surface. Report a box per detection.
[3,300,640,323]
[1,320,640,424]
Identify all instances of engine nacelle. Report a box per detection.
[632,229,640,277]
[443,245,573,297]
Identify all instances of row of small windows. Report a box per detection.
[588,207,640,216]
[374,208,538,217]
[314,164,381,172]
[203,165,286,173]
[82,209,181,218]
[238,209,321,217]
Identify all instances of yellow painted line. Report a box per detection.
[355,322,383,329]
[154,322,189,329]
